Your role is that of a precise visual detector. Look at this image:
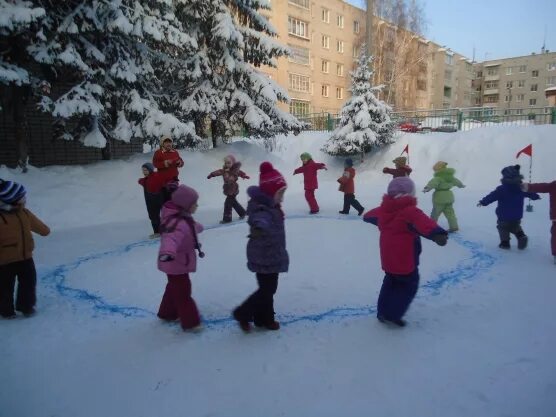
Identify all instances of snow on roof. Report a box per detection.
[545,86,556,92]
[484,62,501,67]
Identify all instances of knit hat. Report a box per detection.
[300,152,312,161]
[344,158,353,167]
[0,180,26,205]
[259,162,287,198]
[501,165,523,182]
[142,162,155,173]
[224,154,236,165]
[433,161,448,172]
[161,136,172,144]
[171,184,199,211]
[387,177,416,198]
[393,156,407,166]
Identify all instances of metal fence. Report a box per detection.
[295,107,556,133]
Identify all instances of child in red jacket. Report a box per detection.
[207,154,250,224]
[293,152,327,214]
[363,177,448,327]
[383,156,412,178]
[523,181,556,264]
[138,163,165,238]
[337,158,364,215]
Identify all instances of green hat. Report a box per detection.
[300,152,312,161]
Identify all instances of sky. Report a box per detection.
[346,0,556,61]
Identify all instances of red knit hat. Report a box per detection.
[259,162,287,197]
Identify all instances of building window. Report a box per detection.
[288,44,310,65]
[529,98,537,106]
[485,95,498,103]
[487,68,498,76]
[518,80,525,88]
[337,40,344,53]
[505,95,511,102]
[337,15,344,28]
[321,8,330,23]
[532,70,539,77]
[336,63,344,76]
[336,87,343,99]
[352,45,358,58]
[516,94,524,102]
[322,35,330,49]
[288,17,309,39]
[548,62,556,71]
[485,81,499,89]
[288,0,309,9]
[547,76,556,86]
[321,60,329,73]
[519,65,526,73]
[417,80,426,91]
[476,71,483,77]
[353,21,360,34]
[515,109,523,115]
[288,73,310,92]
[321,84,329,97]
[506,81,513,89]
[289,99,310,116]
[445,54,453,65]
[506,67,513,75]
[531,84,538,92]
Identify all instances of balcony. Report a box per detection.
[484,74,500,82]
[483,89,499,95]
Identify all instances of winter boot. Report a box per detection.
[448,228,459,233]
[338,210,349,214]
[232,309,251,333]
[516,233,528,250]
[219,219,232,224]
[357,207,365,216]
[255,321,281,331]
[498,240,510,249]
[309,210,319,215]
[22,308,36,318]
[377,315,406,327]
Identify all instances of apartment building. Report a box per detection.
[473,50,556,114]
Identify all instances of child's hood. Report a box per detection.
[434,167,456,180]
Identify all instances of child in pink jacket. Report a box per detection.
[293,152,327,214]
[157,184,204,331]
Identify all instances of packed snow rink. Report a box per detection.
[2,126,556,417]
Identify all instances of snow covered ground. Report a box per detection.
[1,125,556,417]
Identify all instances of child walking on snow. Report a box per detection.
[157,184,204,331]
[138,163,165,238]
[383,156,412,178]
[233,162,289,332]
[478,165,540,250]
[0,180,50,318]
[423,161,465,233]
[522,180,556,263]
[363,177,448,327]
[207,154,250,224]
[337,158,365,215]
[293,152,327,214]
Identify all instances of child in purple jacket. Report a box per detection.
[233,162,289,332]
[157,184,204,331]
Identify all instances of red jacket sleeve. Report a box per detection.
[208,169,224,178]
[153,150,165,170]
[293,166,305,175]
[404,166,412,175]
[239,170,249,179]
[316,163,326,170]
[138,178,146,186]
[363,207,380,226]
[383,167,394,175]
[402,207,446,240]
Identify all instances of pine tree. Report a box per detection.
[175,0,305,147]
[323,46,395,156]
[28,0,202,150]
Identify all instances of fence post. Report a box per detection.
[327,113,332,131]
[457,109,463,131]
[551,107,556,124]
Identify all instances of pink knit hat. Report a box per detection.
[171,184,199,210]
[387,177,415,198]
[224,154,236,164]
[259,162,287,198]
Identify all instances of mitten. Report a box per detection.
[159,254,174,262]
[432,233,448,247]
[248,226,264,239]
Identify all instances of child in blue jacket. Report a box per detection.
[478,165,540,249]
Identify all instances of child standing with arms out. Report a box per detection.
[207,154,250,224]
[157,184,204,331]
[138,163,165,238]
[383,156,412,178]
[233,162,288,332]
[478,165,540,250]
[0,180,50,318]
[153,137,184,201]
[338,158,365,215]
[364,177,448,327]
[522,180,556,263]
[423,161,465,233]
[293,152,327,214]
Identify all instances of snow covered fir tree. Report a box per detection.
[322,46,395,157]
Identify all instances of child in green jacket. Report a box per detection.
[423,161,465,232]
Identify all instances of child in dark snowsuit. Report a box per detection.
[157,185,204,331]
[383,156,412,178]
[207,154,250,224]
[522,180,556,263]
[363,177,448,327]
[478,165,540,250]
[338,158,364,215]
[0,180,50,318]
[233,162,289,333]
[293,152,327,214]
[138,163,165,238]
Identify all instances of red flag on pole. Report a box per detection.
[516,144,532,158]
[402,144,409,155]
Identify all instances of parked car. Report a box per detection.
[397,120,432,133]
[432,120,458,133]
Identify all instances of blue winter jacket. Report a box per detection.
[245,186,289,274]
[479,182,540,221]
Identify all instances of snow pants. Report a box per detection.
[0,258,36,317]
[496,220,525,243]
[341,193,364,214]
[305,189,319,213]
[431,203,458,231]
[144,191,163,233]
[223,195,246,222]
[234,273,279,326]
[551,221,556,256]
[158,274,201,330]
[377,269,420,321]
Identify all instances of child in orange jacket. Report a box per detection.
[337,158,364,215]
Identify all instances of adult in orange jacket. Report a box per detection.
[152,137,184,185]
[337,158,364,215]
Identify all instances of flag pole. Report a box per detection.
[526,147,533,212]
